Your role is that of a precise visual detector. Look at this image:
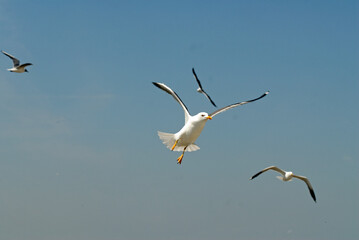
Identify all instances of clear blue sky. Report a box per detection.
[0,0,358,239]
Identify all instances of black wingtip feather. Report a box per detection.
[152,82,165,90]
[250,171,263,180]
[310,189,317,202]
[192,68,198,79]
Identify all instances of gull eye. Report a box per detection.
[201,114,205,117]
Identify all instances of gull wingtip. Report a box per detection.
[152,82,163,89]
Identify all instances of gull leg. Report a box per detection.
[171,140,178,151]
[177,147,187,164]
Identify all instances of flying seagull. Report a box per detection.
[250,166,317,202]
[192,68,217,107]
[1,50,32,73]
[153,82,269,164]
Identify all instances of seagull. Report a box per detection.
[250,166,317,202]
[153,82,269,164]
[192,68,217,107]
[1,50,32,73]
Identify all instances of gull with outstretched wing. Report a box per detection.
[153,82,269,164]
[250,166,317,202]
[2,50,32,73]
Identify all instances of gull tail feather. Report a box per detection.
[172,143,200,152]
[276,176,284,181]
[157,131,200,152]
[184,143,200,152]
[158,131,176,150]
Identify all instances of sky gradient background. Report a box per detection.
[0,0,358,240]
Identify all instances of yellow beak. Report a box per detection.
[206,116,212,120]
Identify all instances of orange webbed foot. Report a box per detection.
[177,154,184,164]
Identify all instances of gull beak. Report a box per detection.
[206,116,212,120]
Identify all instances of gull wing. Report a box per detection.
[19,63,33,68]
[202,90,217,107]
[293,174,317,202]
[152,82,191,123]
[2,50,20,67]
[192,68,203,89]
[209,91,269,118]
[250,166,285,180]
[192,68,217,107]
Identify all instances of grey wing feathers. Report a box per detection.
[267,166,286,175]
[250,166,284,180]
[2,50,20,66]
[20,63,33,67]
[293,175,317,202]
[209,91,269,118]
[152,82,191,123]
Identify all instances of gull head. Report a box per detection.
[193,112,212,122]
